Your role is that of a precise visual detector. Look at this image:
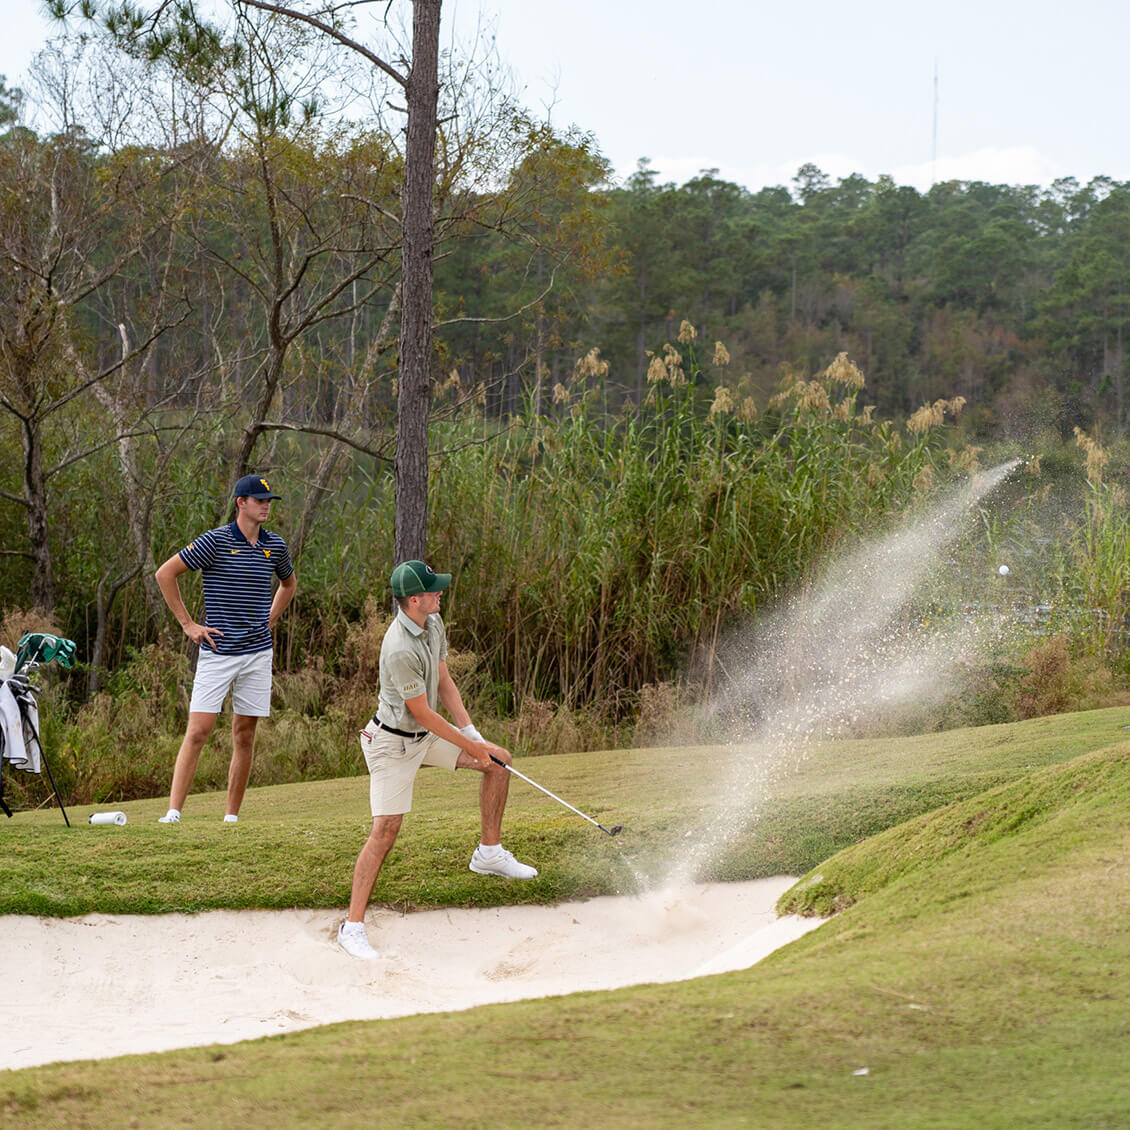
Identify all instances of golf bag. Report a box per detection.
[0,632,77,825]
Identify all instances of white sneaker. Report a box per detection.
[222,814,238,824]
[157,810,180,824]
[337,921,380,960]
[469,847,538,880]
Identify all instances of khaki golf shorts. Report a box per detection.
[360,726,460,816]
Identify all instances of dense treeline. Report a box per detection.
[451,161,1130,440]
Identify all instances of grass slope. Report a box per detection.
[3,705,1128,916]
[2,724,1129,1125]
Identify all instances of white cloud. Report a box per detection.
[891,146,1058,191]
[614,154,856,193]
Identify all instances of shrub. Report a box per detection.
[1015,636,1117,720]
[0,606,61,654]
[272,657,331,716]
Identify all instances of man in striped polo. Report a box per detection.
[154,475,297,824]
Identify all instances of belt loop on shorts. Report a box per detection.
[371,716,425,739]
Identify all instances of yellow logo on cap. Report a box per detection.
[260,478,270,491]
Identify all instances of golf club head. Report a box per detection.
[607,825,624,836]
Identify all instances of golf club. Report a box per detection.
[489,754,623,836]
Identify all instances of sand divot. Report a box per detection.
[2,877,823,1070]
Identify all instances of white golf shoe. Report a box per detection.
[337,921,380,960]
[469,846,538,880]
[157,810,180,824]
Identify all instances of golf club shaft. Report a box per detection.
[489,754,616,835]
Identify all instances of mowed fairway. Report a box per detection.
[2,706,1129,1127]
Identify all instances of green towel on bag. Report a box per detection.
[15,632,77,673]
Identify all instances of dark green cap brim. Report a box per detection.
[390,560,451,597]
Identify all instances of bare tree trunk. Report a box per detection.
[20,415,54,612]
[94,326,163,628]
[636,266,647,409]
[533,243,544,416]
[349,277,358,370]
[200,246,215,397]
[294,286,402,561]
[1117,313,1125,433]
[97,394,162,615]
[226,339,286,522]
[394,0,441,565]
[89,567,139,695]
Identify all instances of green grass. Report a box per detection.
[4,705,1127,916]
[779,740,1130,916]
[2,707,1130,1126]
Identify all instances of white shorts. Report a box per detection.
[360,726,461,816]
[189,648,273,716]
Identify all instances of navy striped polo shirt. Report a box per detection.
[178,522,294,655]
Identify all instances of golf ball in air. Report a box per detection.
[998,564,1010,576]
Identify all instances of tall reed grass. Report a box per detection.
[1055,429,1130,659]
[423,342,961,715]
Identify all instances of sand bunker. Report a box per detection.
[3,877,823,1070]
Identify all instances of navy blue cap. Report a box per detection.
[233,474,281,500]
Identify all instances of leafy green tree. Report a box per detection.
[0,76,23,127]
[434,120,613,417]
[1038,184,1130,430]
[598,163,690,405]
[924,181,1035,313]
[852,176,927,293]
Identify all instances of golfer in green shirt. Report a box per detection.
[338,560,537,960]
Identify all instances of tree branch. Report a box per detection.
[284,252,395,339]
[42,305,191,418]
[432,258,566,329]
[429,423,517,459]
[44,425,189,480]
[0,488,30,509]
[236,0,408,87]
[341,191,400,227]
[256,421,396,463]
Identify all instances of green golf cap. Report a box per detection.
[390,560,451,597]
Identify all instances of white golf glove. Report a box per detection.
[459,723,485,743]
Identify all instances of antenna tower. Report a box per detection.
[932,58,939,185]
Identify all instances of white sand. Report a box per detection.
[2,877,824,1070]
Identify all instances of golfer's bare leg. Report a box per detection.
[226,713,259,816]
[168,711,219,811]
[456,750,510,846]
[348,815,402,921]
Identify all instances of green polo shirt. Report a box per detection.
[375,608,448,731]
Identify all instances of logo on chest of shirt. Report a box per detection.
[262,549,271,559]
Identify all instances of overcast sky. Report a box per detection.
[4,0,1127,193]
